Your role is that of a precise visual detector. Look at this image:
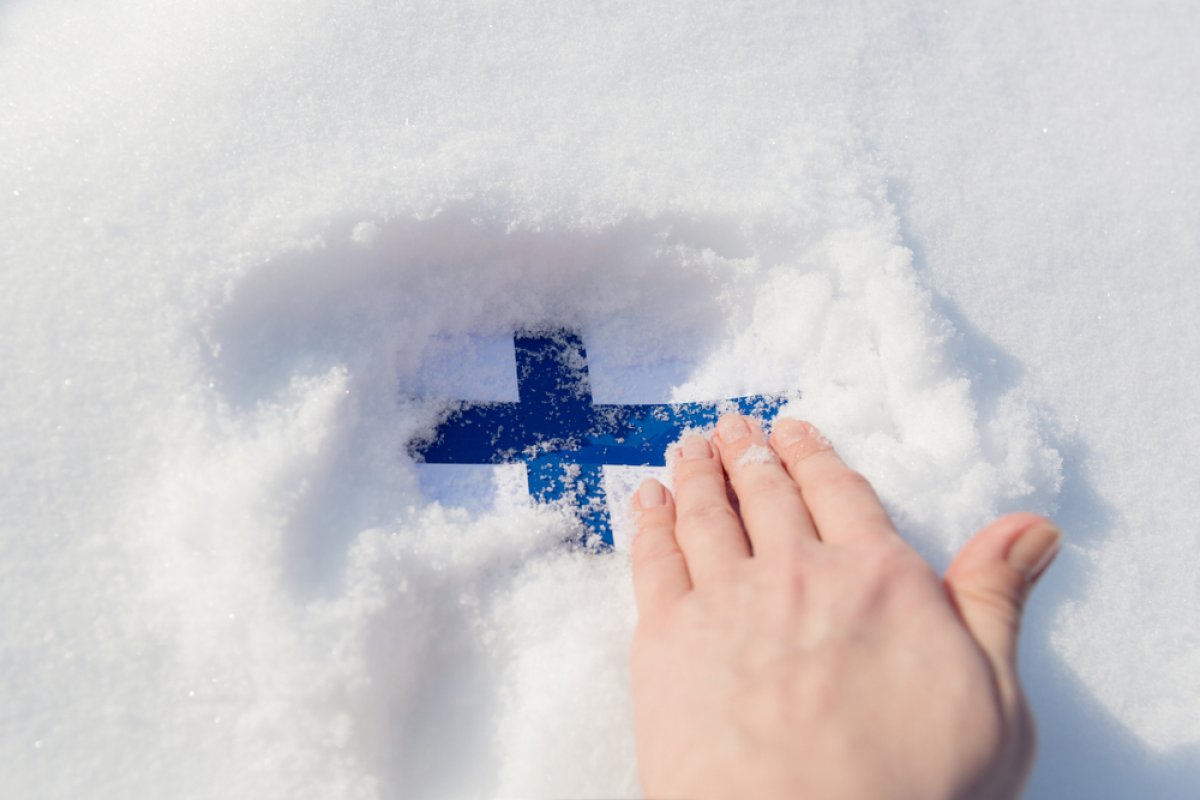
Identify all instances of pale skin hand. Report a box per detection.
[629,415,1061,800]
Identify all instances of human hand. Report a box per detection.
[629,415,1060,800]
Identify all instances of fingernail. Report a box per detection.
[717,415,749,442]
[1007,523,1062,582]
[637,479,666,508]
[772,417,808,447]
[680,435,712,460]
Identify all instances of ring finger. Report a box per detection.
[670,434,751,583]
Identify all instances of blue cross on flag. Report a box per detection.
[408,329,786,547]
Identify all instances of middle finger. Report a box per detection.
[711,414,820,558]
[670,434,751,583]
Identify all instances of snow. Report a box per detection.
[735,444,777,469]
[2,1,1198,797]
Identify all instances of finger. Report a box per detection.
[711,414,818,558]
[769,419,894,544]
[670,434,751,584]
[630,478,691,616]
[944,513,1062,700]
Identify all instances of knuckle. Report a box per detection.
[953,570,1027,624]
[723,438,776,468]
[825,465,873,491]
[632,536,685,572]
[782,556,810,597]
[676,501,741,532]
[634,503,674,530]
[781,435,834,467]
[822,468,873,494]
[855,546,931,598]
[672,457,720,483]
[739,475,803,508]
[855,546,901,584]
[632,504,672,534]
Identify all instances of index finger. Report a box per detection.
[768,418,896,545]
[670,435,752,584]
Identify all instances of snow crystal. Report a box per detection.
[350,221,381,247]
[735,444,778,469]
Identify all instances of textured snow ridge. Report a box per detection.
[0,206,1059,799]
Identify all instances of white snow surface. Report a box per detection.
[2,1,1198,797]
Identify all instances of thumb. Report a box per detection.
[944,513,1062,685]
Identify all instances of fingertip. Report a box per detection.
[676,434,714,463]
[631,478,675,537]
[635,477,668,510]
[711,414,775,470]
[1006,519,1062,584]
[947,512,1058,581]
[715,413,752,445]
[769,417,830,456]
